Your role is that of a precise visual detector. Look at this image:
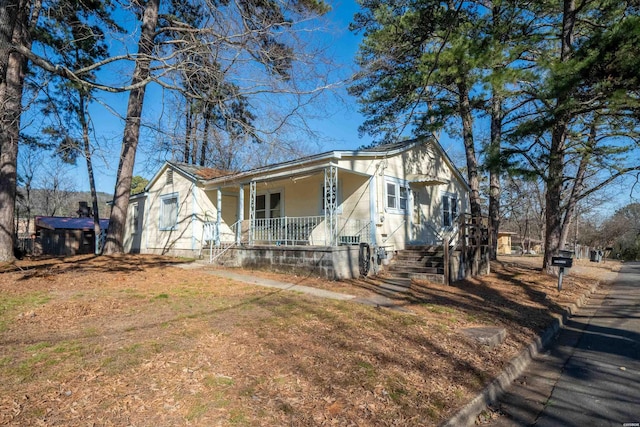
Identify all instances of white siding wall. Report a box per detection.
[333,142,470,250]
[125,141,469,255]
[132,167,215,256]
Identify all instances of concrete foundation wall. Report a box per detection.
[142,247,202,259]
[219,245,364,280]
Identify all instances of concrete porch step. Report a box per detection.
[392,260,444,268]
[395,255,444,263]
[382,244,447,286]
[405,244,443,251]
[388,266,443,275]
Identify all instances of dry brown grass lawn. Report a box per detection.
[0,254,620,426]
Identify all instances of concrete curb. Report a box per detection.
[441,281,601,427]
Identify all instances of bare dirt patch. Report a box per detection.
[0,254,620,426]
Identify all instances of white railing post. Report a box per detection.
[249,181,256,245]
[283,216,288,245]
[237,184,244,245]
[216,187,222,248]
[324,165,338,246]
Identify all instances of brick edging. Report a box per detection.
[440,281,601,427]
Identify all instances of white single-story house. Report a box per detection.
[123,139,471,279]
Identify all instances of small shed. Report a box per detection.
[35,216,109,256]
[497,231,517,255]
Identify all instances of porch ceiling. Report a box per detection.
[203,162,372,190]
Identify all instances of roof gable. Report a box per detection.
[169,162,234,180]
[200,138,470,191]
[140,138,469,193]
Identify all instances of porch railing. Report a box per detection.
[337,217,371,245]
[205,216,372,247]
[204,220,241,245]
[253,215,325,245]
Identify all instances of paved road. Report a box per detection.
[488,262,640,427]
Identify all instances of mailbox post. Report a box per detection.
[551,256,573,291]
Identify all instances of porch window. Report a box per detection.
[385,179,410,214]
[256,194,266,219]
[256,192,282,219]
[270,192,282,218]
[160,193,178,230]
[442,194,458,227]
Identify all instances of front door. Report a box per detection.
[411,189,426,243]
[254,192,283,242]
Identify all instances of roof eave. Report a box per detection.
[204,151,342,186]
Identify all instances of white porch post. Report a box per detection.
[215,187,222,247]
[369,173,377,245]
[236,184,244,244]
[249,181,256,245]
[324,165,338,246]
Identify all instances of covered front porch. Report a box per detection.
[200,164,377,261]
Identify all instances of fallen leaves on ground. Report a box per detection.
[0,254,619,426]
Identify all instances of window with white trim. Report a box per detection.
[130,202,139,234]
[159,194,178,230]
[442,194,458,227]
[256,192,282,219]
[385,179,410,214]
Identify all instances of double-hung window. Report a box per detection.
[256,192,282,219]
[442,194,458,227]
[385,179,410,214]
[160,193,178,230]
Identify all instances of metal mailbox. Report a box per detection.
[552,255,573,291]
[551,256,573,268]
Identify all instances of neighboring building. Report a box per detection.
[35,216,109,256]
[123,139,471,278]
[497,231,517,255]
[511,235,543,255]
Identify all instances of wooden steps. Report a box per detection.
[366,245,446,297]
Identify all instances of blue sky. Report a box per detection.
[25,0,636,215]
[56,0,377,196]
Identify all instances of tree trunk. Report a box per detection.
[200,110,210,166]
[103,0,159,255]
[543,0,575,272]
[559,120,595,249]
[79,91,102,255]
[0,0,19,85]
[543,124,566,269]
[488,92,502,260]
[457,79,482,218]
[184,99,192,162]
[190,115,198,165]
[487,2,504,261]
[0,0,33,262]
